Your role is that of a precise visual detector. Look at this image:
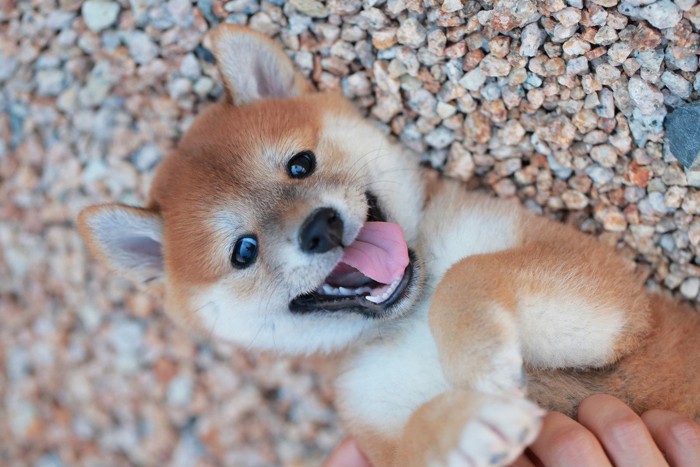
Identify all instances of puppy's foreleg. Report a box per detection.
[429,241,651,393]
[393,389,543,467]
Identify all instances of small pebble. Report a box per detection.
[665,103,700,168]
[680,278,700,299]
[82,0,121,32]
[639,0,682,29]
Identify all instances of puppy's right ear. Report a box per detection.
[78,205,164,285]
[208,24,313,106]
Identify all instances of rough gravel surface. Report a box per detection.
[2,0,699,465]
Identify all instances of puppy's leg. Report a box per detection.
[430,235,651,392]
[394,389,543,467]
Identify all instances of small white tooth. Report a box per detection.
[382,292,389,299]
[322,284,334,294]
[366,295,383,304]
[338,287,353,296]
[355,287,372,294]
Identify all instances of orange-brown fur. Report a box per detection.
[527,295,700,420]
[430,213,700,420]
[149,99,323,286]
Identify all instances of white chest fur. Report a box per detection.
[335,308,451,437]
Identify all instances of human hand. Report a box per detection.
[323,438,371,467]
[513,394,700,467]
[324,394,700,467]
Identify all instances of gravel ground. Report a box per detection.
[2,0,699,465]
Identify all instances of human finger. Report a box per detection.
[529,411,612,467]
[642,409,700,467]
[577,394,667,467]
[508,453,536,467]
[323,438,372,467]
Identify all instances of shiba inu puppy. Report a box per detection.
[78,25,700,466]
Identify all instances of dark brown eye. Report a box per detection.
[287,151,316,179]
[232,235,258,269]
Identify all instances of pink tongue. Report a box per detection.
[339,222,409,285]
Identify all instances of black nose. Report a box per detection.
[299,208,344,254]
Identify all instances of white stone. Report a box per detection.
[520,23,545,57]
[126,31,159,65]
[82,0,121,32]
[459,67,487,91]
[554,7,582,27]
[628,76,664,115]
[36,69,65,96]
[640,0,682,29]
[436,101,457,119]
[168,375,194,407]
[180,54,201,80]
[661,71,692,99]
[680,277,700,299]
[396,17,426,48]
[441,0,463,12]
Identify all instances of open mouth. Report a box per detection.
[289,192,415,317]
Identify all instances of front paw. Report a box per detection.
[445,395,544,467]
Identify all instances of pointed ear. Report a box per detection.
[78,204,164,284]
[207,24,313,106]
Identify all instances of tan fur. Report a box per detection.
[78,26,700,467]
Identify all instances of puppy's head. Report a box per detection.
[78,26,426,354]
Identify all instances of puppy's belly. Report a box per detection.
[335,314,450,438]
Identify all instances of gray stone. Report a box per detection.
[180,54,201,80]
[168,0,194,26]
[46,10,76,29]
[629,107,666,146]
[288,14,312,34]
[196,0,218,26]
[665,102,700,168]
[425,127,455,149]
[635,50,664,72]
[36,69,65,96]
[566,56,589,75]
[666,47,699,73]
[0,53,18,82]
[131,144,162,172]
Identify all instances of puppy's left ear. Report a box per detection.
[77,204,165,285]
[208,24,314,106]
